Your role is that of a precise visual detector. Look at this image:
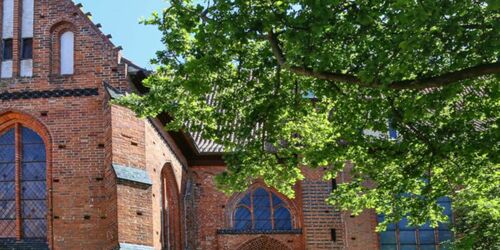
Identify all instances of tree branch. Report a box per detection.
[171,0,212,22]
[267,31,500,90]
[389,63,500,89]
[267,31,360,84]
[200,8,211,22]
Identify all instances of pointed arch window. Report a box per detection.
[0,125,47,239]
[233,188,292,231]
[60,31,74,75]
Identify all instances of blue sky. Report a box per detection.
[75,0,167,69]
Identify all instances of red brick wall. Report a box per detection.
[339,166,379,250]
[219,234,302,250]
[0,0,129,248]
[103,93,119,250]
[115,183,153,246]
[300,167,346,249]
[184,166,380,250]
[0,100,117,250]
[145,116,187,249]
[343,210,379,250]
[110,105,152,247]
[186,166,226,249]
[110,105,189,249]
[187,166,306,250]
[110,105,146,169]
[0,1,382,249]
[2,0,127,91]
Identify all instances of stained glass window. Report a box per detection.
[0,128,16,238]
[233,188,293,231]
[0,126,47,239]
[378,198,453,250]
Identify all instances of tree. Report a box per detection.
[118,0,499,247]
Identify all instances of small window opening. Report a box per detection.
[21,38,33,59]
[60,31,74,75]
[2,39,13,60]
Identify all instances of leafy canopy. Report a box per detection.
[118,0,499,247]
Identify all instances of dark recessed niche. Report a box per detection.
[58,145,66,149]
[351,237,356,240]
[111,67,118,72]
[53,216,60,219]
[83,215,91,220]
[332,179,337,190]
[121,133,132,139]
[100,215,107,219]
[136,211,143,216]
[331,229,337,242]
[131,141,138,146]
[350,215,356,218]
[40,111,48,117]
[98,144,105,148]
[325,210,330,213]
[95,177,104,181]
[53,179,60,183]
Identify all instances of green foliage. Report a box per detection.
[117,0,500,246]
[451,164,500,249]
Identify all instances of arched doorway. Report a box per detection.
[161,164,182,250]
[237,236,291,250]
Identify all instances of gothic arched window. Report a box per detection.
[0,126,47,239]
[233,187,292,231]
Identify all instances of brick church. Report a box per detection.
[0,0,453,249]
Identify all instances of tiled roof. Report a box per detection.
[189,130,224,153]
[105,79,224,154]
